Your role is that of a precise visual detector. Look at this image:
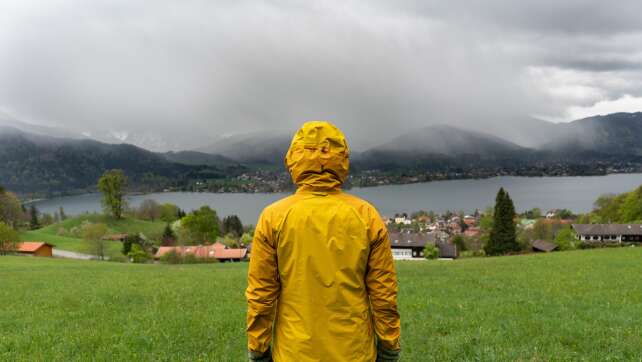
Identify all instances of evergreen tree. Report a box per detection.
[485,188,518,255]
[222,215,244,237]
[161,223,176,246]
[59,206,67,221]
[29,205,40,230]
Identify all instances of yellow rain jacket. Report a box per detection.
[246,121,401,362]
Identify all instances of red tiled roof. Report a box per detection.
[155,244,247,260]
[18,242,53,253]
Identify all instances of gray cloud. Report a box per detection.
[0,0,641,151]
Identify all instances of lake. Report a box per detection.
[33,174,642,224]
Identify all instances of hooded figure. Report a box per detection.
[246,121,401,362]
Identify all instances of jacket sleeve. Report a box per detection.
[246,210,280,354]
[365,211,401,352]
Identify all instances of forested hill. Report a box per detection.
[0,127,245,196]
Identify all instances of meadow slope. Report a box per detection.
[1,248,641,361]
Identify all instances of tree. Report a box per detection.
[29,205,40,230]
[554,226,576,251]
[524,208,541,219]
[81,222,109,260]
[97,169,127,219]
[137,199,161,221]
[59,206,67,221]
[619,185,642,222]
[592,193,622,223]
[222,215,244,237]
[128,244,150,263]
[485,188,519,255]
[161,223,176,246]
[180,206,220,244]
[0,222,19,255]
[160,203,180,223]
[0,191,24,228]
[423,244,439,259]
[451,234,466,252]
[532,219,553,241]
[122,234,141,256]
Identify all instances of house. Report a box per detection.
[448,222,462,234]
[531,239,557,252]
[155,242,248,262]
[463,227,481,238]
[463,215,476,226]
[388,232,457,259]
[394,215,412,225]
[17,242,53,257]
[388,232,436,259]
[572,224,642,243]
[545,209,559,219]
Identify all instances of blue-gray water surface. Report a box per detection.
[33,174,642,225]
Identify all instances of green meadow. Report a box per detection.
[1,248,642,361]
[19,214,166,255]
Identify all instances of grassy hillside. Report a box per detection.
[18,214,165,254]
[1,248,641,360]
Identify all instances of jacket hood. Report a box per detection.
[285,121,350,191]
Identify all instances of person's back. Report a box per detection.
[246,121,401,362]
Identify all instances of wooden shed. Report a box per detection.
[17,242,54,257]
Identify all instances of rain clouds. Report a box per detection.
[1,0,641,150]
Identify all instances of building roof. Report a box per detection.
[17,241,53,253]
[572,224,642,236]
[531,239,558,252]
[388,232,436,248]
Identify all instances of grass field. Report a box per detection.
[1,248,642,361]
[18,214,165,254]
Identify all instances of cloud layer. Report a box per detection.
[1,0,641,150]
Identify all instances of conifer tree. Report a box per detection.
[29,205,40,230]
[485,187,518,255]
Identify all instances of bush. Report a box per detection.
[160,250,183,264]
[424,244,439,260]
[128,244,150,263]
[459,249,486,258]
[159,250,218,264]
[107,254,128,263]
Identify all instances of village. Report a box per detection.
[9,207,642,263]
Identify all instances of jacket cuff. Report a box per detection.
[248,347,272,362]
[377,343,401,362]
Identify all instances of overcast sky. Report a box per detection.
[1,0,641,150]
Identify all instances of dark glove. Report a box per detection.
[248,347,272,362]
[376,343,401,362]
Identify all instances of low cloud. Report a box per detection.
[1,0,641,150]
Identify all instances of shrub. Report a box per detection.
[160,250,182,264]
[128,244,150,263]
[424,244,439,260]
[159,250,218,264]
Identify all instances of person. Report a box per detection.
[246,121,401,362]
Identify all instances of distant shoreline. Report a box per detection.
[21,171,642,205]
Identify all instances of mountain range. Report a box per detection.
[1,112,641,195]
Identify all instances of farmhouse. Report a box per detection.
[154,242,248,262]
[388,232,433,259]
[388,232,458,259]
[17,242,53,257]
[572,224,642,243]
